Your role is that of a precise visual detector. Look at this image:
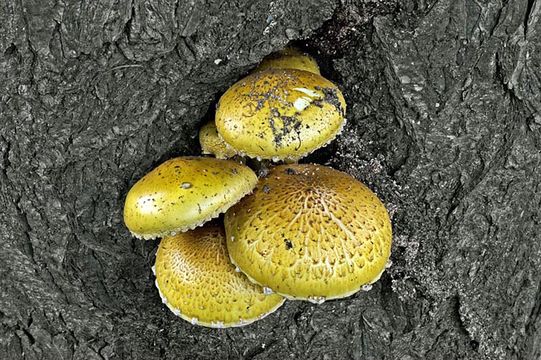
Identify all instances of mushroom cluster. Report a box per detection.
[123,48,392,328]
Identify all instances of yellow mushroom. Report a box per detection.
[153,224,285,328]
[123,157,257,239]
[225,164,392,303]
[215,69,346,161]
[199,121,237,159]
[256,47,320,74]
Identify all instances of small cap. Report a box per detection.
[154,224,285,328]
[225,164,392,301]
[216,69,346,161]
[256,47,320,74]
[123,157,257,239]
[199,121,237,159]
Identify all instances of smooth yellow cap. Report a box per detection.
[154,224,285,328]
[225,164,392,303]
[215,69,346,161]
[199,121,237,159]
[256,47,320,74]
[123,157,257,239]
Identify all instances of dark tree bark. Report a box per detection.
[1,0,540,359]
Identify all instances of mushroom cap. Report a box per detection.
[256,47,320,75]
[123,157,257,239]
[199,121,237,159]
[224,164,392,302]
[154,224,285,328]
[215,69,346,161]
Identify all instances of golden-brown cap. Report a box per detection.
[123,157,257,239]
[256,47,320,75]
[225,164,392,302]
[199,121,237,159]
[215,69,346,161]
[154,224,285,328]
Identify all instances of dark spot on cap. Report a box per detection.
[321,87,345,116]
[263,185,271,194]
[268,111,302,148]
[285,168,296,175]
[258,167,270,178]
[284,239,293,250]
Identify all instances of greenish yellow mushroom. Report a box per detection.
[123,157,257,239]
[153,224,285,328]
[256,47,320,74]
[215,69,346,161]
[225,164,392,303]
[199,121,237,159]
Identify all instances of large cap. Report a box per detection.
[199,121,237,159]
[256,47,320,75]
[124,157,257,239]
[215,69,346,161]
[154,224,285,328]
[225,164,392,302]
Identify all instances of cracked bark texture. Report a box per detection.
[1,0,540,359]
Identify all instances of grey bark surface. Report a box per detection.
[1,0,540,359]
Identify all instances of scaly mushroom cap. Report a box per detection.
[256,47,320,75]
[154,224,285,328]
[215,69,346,161]
[199,121,237,159]
[124,157,257,239]
[225,164,392,302]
